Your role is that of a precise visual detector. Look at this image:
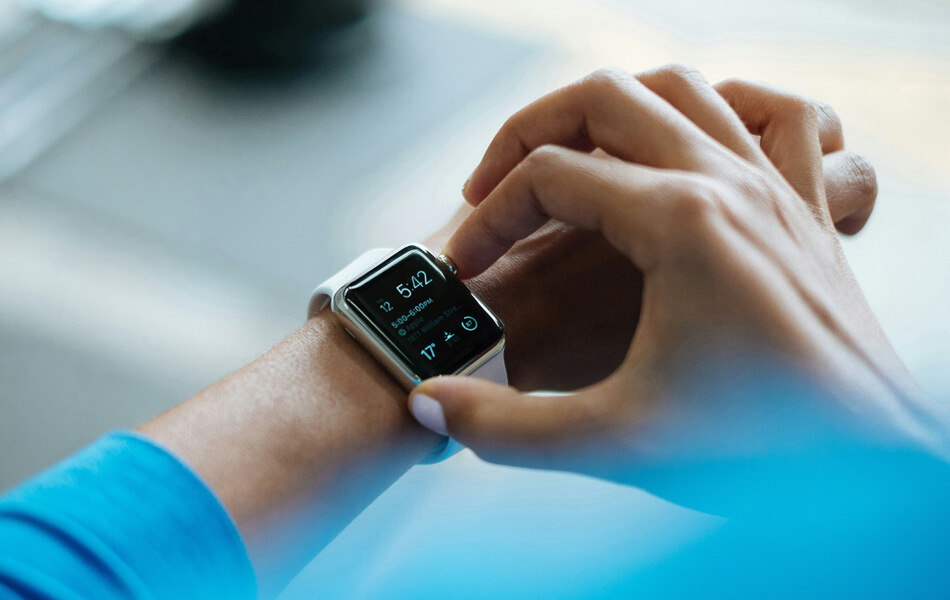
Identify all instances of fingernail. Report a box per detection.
[462,175,473,197]
[410,394,448,436]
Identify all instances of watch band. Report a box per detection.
[308,248,393,318]
[308,247,508,464]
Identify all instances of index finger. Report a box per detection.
[464,68,719,205]
[445,146,694,278]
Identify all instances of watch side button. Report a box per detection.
[438,253,458,275]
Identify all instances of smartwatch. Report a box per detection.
[308,244,507,463]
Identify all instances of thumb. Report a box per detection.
[409,376,609,468]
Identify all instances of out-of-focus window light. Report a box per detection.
[18,0,226,37]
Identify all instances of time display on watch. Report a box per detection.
[344,247,504,380]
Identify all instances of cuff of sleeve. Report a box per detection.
[0,430,256,600]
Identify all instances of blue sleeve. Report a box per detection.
[0,431,256,600]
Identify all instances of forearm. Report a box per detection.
[133,204,626,596]
[138,312,441,596]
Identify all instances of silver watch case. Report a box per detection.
[329,244,506,389]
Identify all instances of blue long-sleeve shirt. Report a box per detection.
[2,427,948,599]
[0,431,255,600]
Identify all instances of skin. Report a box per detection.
[138,217,643,596]
[138,66,889,597]
[413,65,947,506]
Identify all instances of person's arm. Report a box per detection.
[137,309,431,596]
[140,63,895,594]
[0,205,645,600]
[0,305,415,599]
[0,65,885,600]
[0,432,257,600]
[132,207,651,597]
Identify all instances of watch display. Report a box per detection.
[344,246,504,380]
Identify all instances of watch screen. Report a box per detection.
[344,247,504,380]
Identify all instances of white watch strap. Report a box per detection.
[307,248,393,319]
[308,246,508,465]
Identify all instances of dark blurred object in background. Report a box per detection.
[180,0,377,67]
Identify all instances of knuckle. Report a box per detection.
[814,100,843,134]
[524,143,563,164]
[781,94,820,127]
[656,62,708,87]
[843,152,878,200]
[589,66,631,83]
[667,178,723,234]
[497,113,524,147]
[518,144,564,175]
[714,76,749,92]
[714,78,778,105]
[584,67,635,96]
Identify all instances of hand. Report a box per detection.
[409,66,945,510]
[430,70,880,394]
[426,208,642,392]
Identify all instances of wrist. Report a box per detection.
[140,310,445,594]
[140,311,442,525]
[291,311,445,461]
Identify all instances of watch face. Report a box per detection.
[344,246,504,380]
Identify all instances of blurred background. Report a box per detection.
[0,0,947,595]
